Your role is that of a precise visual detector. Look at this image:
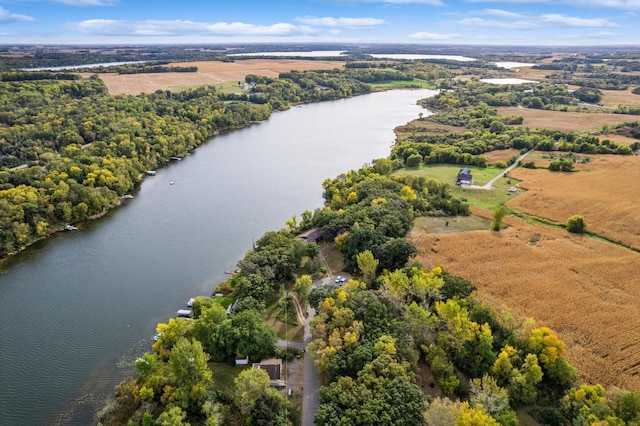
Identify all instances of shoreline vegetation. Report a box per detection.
[3,45,640,425]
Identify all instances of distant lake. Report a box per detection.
[495,61,537,69]
[227,50,347,57]
[481,78,539,84]
[368,54,476,61]
[23,61,145,71]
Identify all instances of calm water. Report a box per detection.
[0,89,435,425]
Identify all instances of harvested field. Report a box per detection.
[409,210,640,390]
[483,148,522,164]
[601,88,640,109]
[507,154,640,250]
[497,107,632,133]
[85,59,343,95]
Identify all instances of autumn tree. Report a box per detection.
[294,274,313,311]
[356,250,379,286]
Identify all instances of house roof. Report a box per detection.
[457,168,473,179]
[255,358,282,380]
[298,227,323,243]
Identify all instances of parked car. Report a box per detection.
[335,276,347,284]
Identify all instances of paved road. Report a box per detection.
[462,150,532,190]
[300,274,349,425]
[301,304,320,426]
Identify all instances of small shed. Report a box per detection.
[235,355,249,366]
[456,168,473,185]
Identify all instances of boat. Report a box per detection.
[122,194,134,199]
[187,297,195,307]
[169,181,175,185]
[153,333,162,341]
[64,224,77,231]
[146,170,156,176]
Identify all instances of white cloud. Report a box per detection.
[457,17,539,29]
[409,31,458,40]
[466,0,640,9]
[295,16,385,28]
[0,7,34,24]
[66,19,316,37]
[540,14,619,27]
[53,0,118,5]
[482,9,527,18]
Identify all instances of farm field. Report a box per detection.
[86,59,344,95]
[409,211,640,391]
[497,107,633,133]
[507,154,640,250]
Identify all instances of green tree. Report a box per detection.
[566,215,586,234]
[616,391,640,423]
[356,250,379,286]
[490,205,506,231]
[294,274,313,310]
[169,338,213,401]
[233,368,272,417]
[406,153,423,167]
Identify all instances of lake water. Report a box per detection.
[494,61,537,69]
[228,51,347,57]
[23,61,146,71]
[0,88,436,425]
[368,54,476,61]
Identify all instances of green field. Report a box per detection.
[395,164,524,210]
[370,79,433,90]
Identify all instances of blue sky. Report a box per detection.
[0,0,639,46]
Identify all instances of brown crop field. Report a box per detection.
[85,59,343,95]
[409,212,640,390]
[507,154,640,250]
[497,107,632,133]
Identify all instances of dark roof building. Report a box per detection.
[298,227,323,244]
[456,168,473,185]
[255,358,282,381]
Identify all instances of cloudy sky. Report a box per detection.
[1,0,638,46]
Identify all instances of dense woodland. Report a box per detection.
[4,47,640,425]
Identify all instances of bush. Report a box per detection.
[406,153,423,167]
[566,215,586,234]
[494,160,508,169]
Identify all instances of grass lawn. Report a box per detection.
[395,164,524,210]
[209,362,248,397]
[263,302,304,342]
[318,241,345,276]
[412,215,491,234]
[212,295,235,309]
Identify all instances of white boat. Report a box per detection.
[64,224,77,231]
[187,297,195,307]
